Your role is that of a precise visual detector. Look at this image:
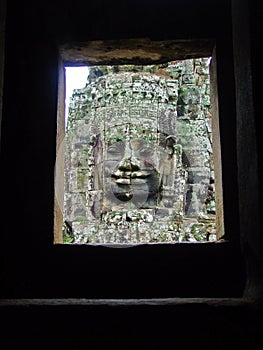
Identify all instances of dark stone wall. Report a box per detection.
[0,0,262,348]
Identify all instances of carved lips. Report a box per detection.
[111,168,151,201]
[112,169,152,185]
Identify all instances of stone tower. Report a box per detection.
[63,58,216,243]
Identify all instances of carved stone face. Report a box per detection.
[91,111,178,216]
[104,139,160,208]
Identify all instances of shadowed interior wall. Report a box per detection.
[0,0,262,348]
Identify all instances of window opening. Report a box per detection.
[54,44,224,245]
[65,66,89,125]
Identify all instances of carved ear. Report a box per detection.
[165,135,176,157]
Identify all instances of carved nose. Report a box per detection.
[118,157,140,171]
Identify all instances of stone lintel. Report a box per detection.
[60,38,214,66]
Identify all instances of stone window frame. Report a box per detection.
[47,37,246,299]
[54,38,224,245]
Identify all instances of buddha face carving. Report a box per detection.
[104,139,160,208]
[92,123,176,213]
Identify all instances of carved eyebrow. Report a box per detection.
[107,143,124,152]
[139,146,153,153]
[107,145,120,151]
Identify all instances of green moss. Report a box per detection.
[62,221,75,244]
[174,144,182,156]
[77,171,86,188]
[63,236,74,243]
[179,84,189,93]
[115,135,124,142]
[191,223,207,241]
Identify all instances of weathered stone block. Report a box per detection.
[182,74,198,84]
[177,104,202,119]
[178,85,201,105]
[64,192,87,222]
[195,66,210,75]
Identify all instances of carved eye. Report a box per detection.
[107,142,124,158]
[108,145,119,153]
[139,146,153,157]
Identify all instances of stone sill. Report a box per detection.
[0,297,254,308]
